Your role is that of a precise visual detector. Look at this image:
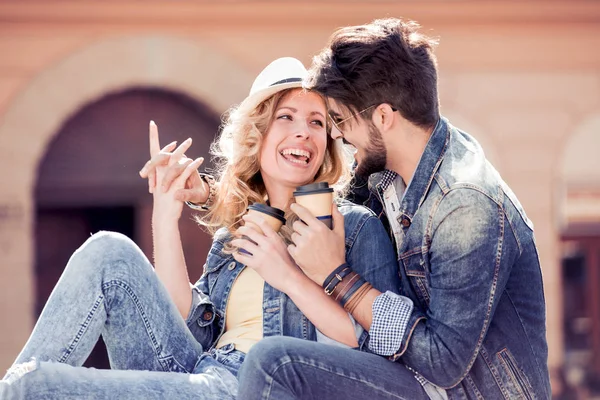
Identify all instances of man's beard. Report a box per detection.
[355,123,387,178]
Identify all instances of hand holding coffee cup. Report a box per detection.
[238,203,286,255]
[293,182,334,229]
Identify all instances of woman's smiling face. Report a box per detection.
[259,89,328,192]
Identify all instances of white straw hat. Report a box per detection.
[241,57,308,111]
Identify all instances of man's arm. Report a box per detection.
[291,187,517,388]
[349,189,518,389]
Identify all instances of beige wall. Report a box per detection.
[1,1,599,390]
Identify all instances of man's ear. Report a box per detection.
[372,104,396,132]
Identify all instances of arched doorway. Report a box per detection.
[34,88,220,368]
[0,34,252,371]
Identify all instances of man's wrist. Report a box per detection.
[322,263,352,294]
[321,264,373,314]
[315,259,346,287]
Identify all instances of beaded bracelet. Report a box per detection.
[185,173,217,211]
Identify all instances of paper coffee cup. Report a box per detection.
[239,203,286,255]
[293,182,334,229]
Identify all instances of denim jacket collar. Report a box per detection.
[368,117,450,222]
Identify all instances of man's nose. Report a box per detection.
[329,126,343,140]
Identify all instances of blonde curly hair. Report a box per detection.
[197,88,352,236]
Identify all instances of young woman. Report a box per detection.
[0,57,399,399]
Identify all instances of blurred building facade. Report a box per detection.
[0,1,599,397]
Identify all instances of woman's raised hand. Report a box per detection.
[139,121,210,204]
[143,121,204,221]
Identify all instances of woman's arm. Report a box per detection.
[278,270,358,347]
[151,212,193,318]
[286,203,403,350]
[147,122,204,318]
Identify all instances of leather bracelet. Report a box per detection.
[185,173,217,211]
[340,277,367,307]
[322,263,349,288]
[344,282,372,313]
[322,263,351,295]
[333,272,359,302]
[324,268,351,296]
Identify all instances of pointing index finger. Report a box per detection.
[149,120,160,157]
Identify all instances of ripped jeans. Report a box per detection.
[0,232,238,400]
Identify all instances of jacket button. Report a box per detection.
[227,261,236,270]
[202,311,213,321]
[401,217,411,228]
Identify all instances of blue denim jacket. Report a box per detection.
[357,118,550,399]
[185,201,400,357]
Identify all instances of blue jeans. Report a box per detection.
[237,336,430,400]
[0,232,238,399]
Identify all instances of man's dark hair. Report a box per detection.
[307,18,440,129]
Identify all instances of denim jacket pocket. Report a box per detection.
[496,348,536,400]
[204,245,234,293]
[188,286,216,328]
[400,247,430,307]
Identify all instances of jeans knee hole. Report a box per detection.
[4,359,39,384]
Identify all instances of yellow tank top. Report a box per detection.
[216,266,264,353]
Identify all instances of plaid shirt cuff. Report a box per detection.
[368,291,413,356]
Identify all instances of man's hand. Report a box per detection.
[288,203,346,285]
[139,121,209,204]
